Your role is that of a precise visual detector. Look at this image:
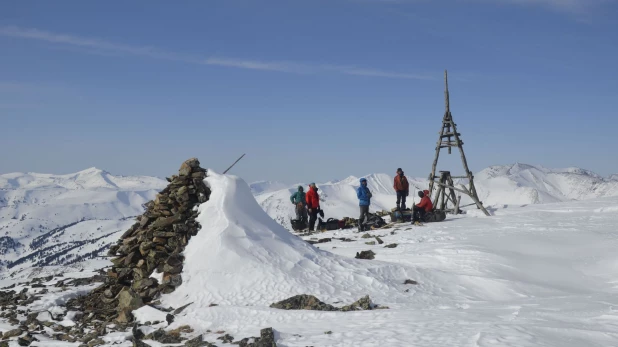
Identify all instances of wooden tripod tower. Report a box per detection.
[428,70,489,216]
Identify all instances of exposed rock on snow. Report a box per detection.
[270,294,379,311]
[235,327,276,347]
[270,294,339,311]
[355,250,376,259]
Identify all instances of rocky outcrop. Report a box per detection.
[270,294,338,311]
[236,328,277,347]
[68,158,210,323]
[355,250,375,260]
[270,294,382,311]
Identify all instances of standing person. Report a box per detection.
[290,185,307,227]
[393,168,410,210]
[356,178,372,232]
[412,190,433,225]
[305,183,321,231]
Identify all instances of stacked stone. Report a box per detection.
[75,158,210,323]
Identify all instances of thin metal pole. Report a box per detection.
[223,153,246,174]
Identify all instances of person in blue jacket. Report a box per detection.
[356,178,372,232]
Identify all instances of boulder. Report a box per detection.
[269,295,337,311]
[117,287,144,312]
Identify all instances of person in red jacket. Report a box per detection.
[393,168,410,210]
[412,190,433,225]
[305,183,321,231]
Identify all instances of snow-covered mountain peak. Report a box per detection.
[74,167,107,175]
[249,180,290,195]
[0,168,166,191]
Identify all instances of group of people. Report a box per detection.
[290,183,322,231]
[357,168,433,229]
[291,168,434,232]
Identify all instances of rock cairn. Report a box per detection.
[72,158,210,323]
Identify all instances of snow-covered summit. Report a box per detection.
[159,170,413,309]
[474,163,618,205]
[249,180,290,195]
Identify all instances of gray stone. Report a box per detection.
[88,338,105,347]
[117,287,144,312]
[3,328,23,338]
[162,274,182,287]
[116,309,133,324]
[355,250,376,259]
[340,295,374,311]
[184,335,214,347]
[270,295,338,311]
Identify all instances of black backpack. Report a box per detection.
[361,213,386,230]
[290,218,307,231]
[422,210,446,223]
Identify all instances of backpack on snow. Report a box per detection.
[290,218,307,231]
[318,218,345,231]
[361,213,386,230]
[390,210,412,222]
[422,210,446,223]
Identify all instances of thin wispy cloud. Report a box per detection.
[0,26,432,80]
[356,0,614,15]
[493,0,613,13]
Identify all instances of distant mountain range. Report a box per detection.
[0,168,166,278]
[1,163,616,277]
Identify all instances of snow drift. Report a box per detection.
[161,171,415,308]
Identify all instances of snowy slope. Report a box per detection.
[1,162,616,276]
[0,168,166,277]
[474,163,618,206]
[2,172,618,346]
[136,174,618,347]
[249,180,290,195]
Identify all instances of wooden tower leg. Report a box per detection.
[426,70,487,215]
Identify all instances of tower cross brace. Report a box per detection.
[428,70,489,216]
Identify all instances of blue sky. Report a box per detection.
[1,0,617,183]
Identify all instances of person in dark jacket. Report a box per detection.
[290,185,307,227]
[412,189,433,225]
[393,168,410,210]
[305,183,321,231]
[356,178,372,232]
